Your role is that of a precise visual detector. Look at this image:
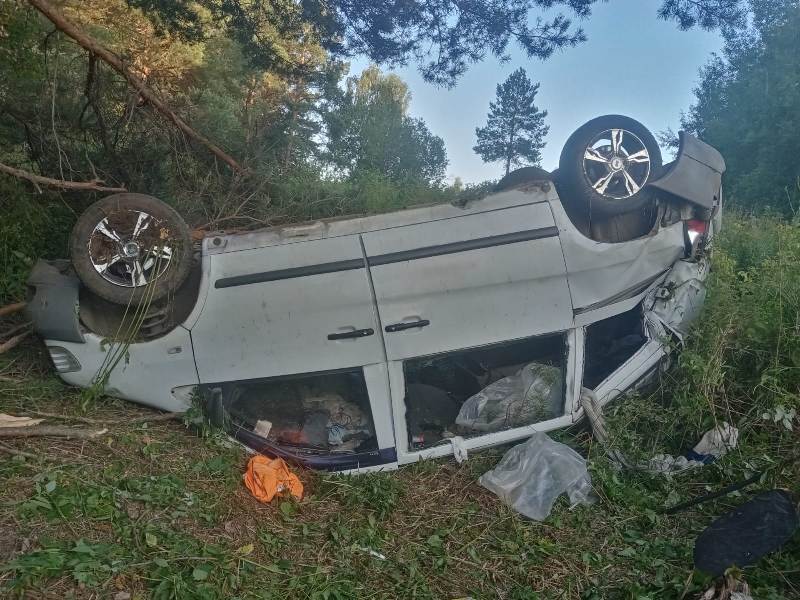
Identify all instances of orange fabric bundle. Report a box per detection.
[243,455,304,503]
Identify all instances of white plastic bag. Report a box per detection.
[479,432,596,520]
[456,363,562,432]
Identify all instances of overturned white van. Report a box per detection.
[27,115,725,472]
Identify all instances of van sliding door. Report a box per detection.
[192,234,396,467]
[193,235,384,383]
[362,202,573,361]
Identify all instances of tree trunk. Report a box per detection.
[27,0,245,175]
[505,124,516,176]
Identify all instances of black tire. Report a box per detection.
[70,193,192,306]
[558,115,662,218]
[495,166,552,192]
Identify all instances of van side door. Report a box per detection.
[362,202,573,360]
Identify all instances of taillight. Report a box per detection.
[685,219,709,256]
[687,219,707,236]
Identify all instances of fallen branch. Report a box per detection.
[0,161,127,193]
[0,330,31,355]
[0,413,43,428]
[24,410,182,426]
[27,0,245,174]
[0,425,108,440]
[26,411,101,425]
[0,442,38,459]
[129,411,183,424]
[0,302,26,318]
[2,322,32,340]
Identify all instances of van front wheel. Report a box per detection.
[69,193,193,306]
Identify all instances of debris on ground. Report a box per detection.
[694,489,799,577]
[0,414,44,428]
[0,412,108,442]
[354,545,387,560]
[0,303,32,355]
[700,573,753,600]
[243,454,304,503]
[479,431,596,520]
[581,389,738,473]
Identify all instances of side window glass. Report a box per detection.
[402,333,566,450]
[223,370,378,455]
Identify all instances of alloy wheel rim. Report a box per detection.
[88,209,174,288]
[582,128,651,200]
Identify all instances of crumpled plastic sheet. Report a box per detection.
[479,432,596,521]
[456,363,562,432]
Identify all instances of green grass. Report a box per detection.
[1,215,798,598]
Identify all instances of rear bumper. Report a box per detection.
[26,261,84,344]
[648,132,726,211]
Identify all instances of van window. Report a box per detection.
[583,306,647,389]
[223,369,378,455]
[402,333,566,450]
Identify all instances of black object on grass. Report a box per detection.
[694,489,798,577]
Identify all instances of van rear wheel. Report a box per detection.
[558,115,662,218]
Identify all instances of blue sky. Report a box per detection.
[350,0,723,183]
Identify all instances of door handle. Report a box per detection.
[384,319,430,333]
[327,328,375,340]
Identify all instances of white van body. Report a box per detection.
[43,176,712,472]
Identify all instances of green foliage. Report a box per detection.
[19,468,193,523]
[2,539,127,588]
[326,66,448,185]
[473,68,549,175]
[319,472,406,518]
[0,3,458,284]
[658,0,747,29]
[224,169,448,228]
[683,1,800,214]
[0,180,75,304]
[680,215,800,415]
[125,0,597,86]
[123,0,744,86]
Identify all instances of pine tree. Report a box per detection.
[473,68,549,175]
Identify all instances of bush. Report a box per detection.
[172,167,461,230]
[0,180,76,305]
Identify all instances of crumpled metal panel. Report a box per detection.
[550,198,685,314]
[26,260,84,344]
[648,258,710,338]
